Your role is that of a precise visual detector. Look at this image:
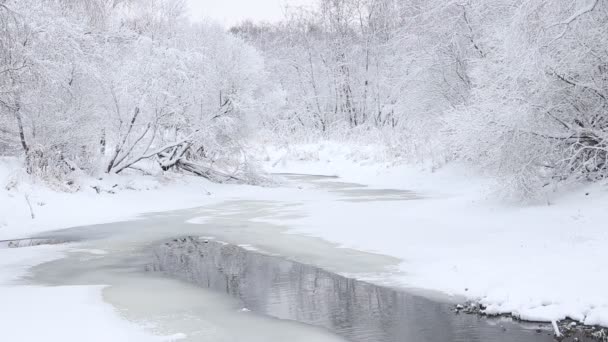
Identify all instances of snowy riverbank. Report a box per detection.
[0,157,228,241]
[2,143,608,336]
[261,143,608,328]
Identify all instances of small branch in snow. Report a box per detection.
[24,194,35,219]
[552,320,562,338]
[126,166,154,176]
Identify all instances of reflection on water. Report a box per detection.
[28,245,347,342]
[151,237,556,342]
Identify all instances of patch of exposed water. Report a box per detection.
[20,174,576,341]
[151,237,560,342]
[27,243,344,342]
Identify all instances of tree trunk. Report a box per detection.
[14,109,28,154]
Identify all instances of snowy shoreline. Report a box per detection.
[0,157,229,241]
[2,143,608,338]
[262,143,608,329]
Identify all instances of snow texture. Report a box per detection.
[2,142,608,331]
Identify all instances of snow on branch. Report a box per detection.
[549,0,600,42]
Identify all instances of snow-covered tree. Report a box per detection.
[0,0,268,185]
[448,0,608,196]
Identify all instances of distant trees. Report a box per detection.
[233,0,608,197]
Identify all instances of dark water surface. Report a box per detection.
[150,236,560,342]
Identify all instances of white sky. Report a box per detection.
[186,0,313,27]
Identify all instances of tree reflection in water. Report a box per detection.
[151,237,555,342]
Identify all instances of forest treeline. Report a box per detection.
[1,0,606,197]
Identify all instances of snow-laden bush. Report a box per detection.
[447,0,608,197]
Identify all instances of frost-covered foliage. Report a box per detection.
[2,0,606,196]
[448,0,608,197]
[232,0,477,147]
[0,0,266,185]
[233,0,608,197]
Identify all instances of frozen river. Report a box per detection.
[21,175,564,341]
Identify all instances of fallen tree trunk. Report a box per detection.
[175,159,243,183]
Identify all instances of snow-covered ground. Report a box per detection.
[260,142,608,327]
[0,245,185,342]
[1,142,608,338]
[0,157,226,241]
